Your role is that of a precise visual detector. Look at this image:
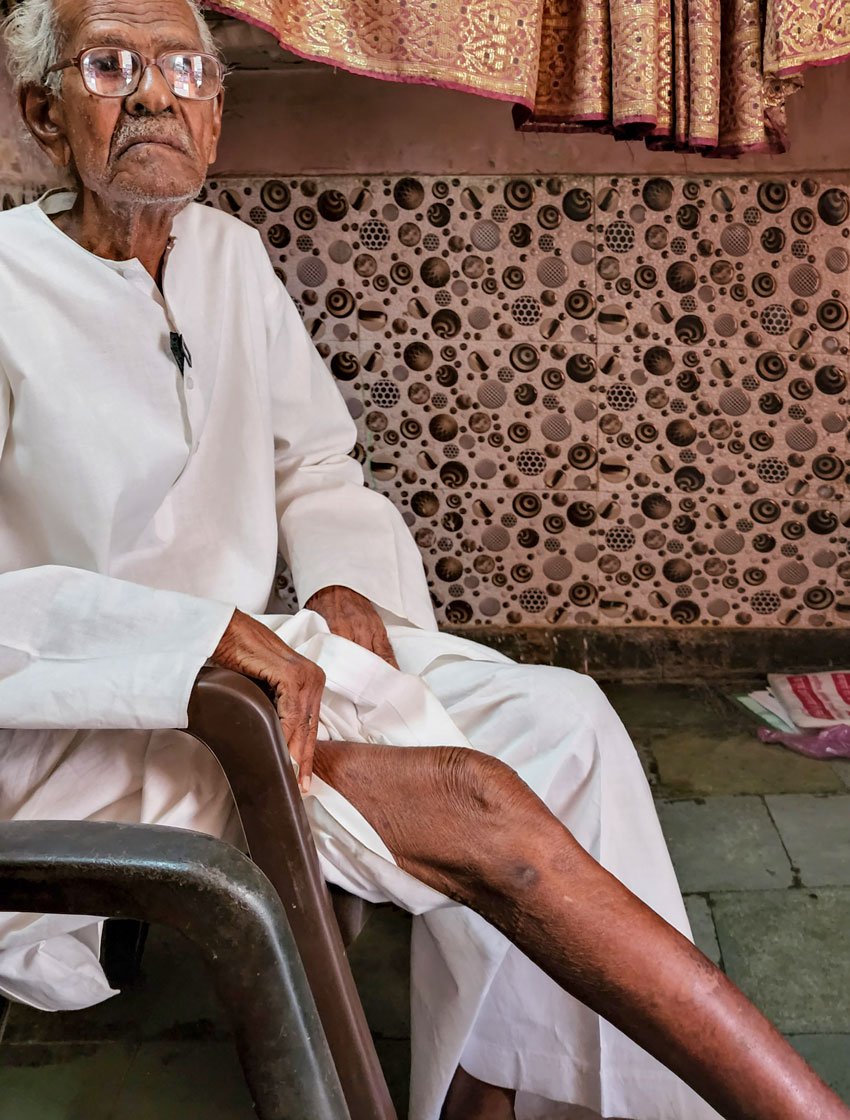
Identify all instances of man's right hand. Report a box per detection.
[210,609,325,794]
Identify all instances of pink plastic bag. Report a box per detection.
[758,723,850,760]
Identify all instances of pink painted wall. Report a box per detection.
[212,62,850,177]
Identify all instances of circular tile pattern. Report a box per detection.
[189,174,850,628]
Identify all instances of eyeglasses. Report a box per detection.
[44,46,224,101]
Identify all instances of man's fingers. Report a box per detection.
[296,714,317,794]
[345,613,399,670]
[309,588,399,671]
[371,628,399,669]
[325,612,357,643]
[278,703,319,795]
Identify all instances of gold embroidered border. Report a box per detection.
[208,0,544,102]
[763,0,850,75]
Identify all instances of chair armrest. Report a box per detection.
[187,666,323,910]
[0,820,348,1120]
[187,666,370,944]
[186,667,395,1120]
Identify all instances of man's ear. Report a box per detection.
[19,83,72,169]
[206,87,224,168]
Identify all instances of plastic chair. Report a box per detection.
[0,819,349,1120]
[184,666,395,1120]
[8,667,396,1119]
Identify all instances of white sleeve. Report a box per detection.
[0,376,235,730]
[267,281,437,632]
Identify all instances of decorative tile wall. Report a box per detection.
[6,176,849,630]
[200,174,849,631]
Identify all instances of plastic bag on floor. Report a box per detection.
[758,723,850,759]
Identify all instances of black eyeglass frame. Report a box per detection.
[43,46,227,100]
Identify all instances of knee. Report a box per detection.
[437,748,546,892]
[439,747,530,820]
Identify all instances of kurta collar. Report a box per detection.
[34,188,181,281]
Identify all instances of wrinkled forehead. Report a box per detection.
[55,0,206,54]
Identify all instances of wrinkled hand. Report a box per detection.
[210,609,325,794]
[305,585,399,670]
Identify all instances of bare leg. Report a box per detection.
[441,1066,516,1120]
[314,741,850,1120]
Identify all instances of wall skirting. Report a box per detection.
[456,626,849,682]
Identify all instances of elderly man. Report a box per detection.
[0,2,847,1119]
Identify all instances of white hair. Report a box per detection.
[2,0,219,92]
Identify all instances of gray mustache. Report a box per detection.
[113,119,191,155]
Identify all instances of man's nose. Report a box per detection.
[126,61,176,115]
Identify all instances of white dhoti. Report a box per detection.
[0,612,720,1120]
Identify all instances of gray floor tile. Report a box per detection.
[347,905,411,1040]
[373,1038,411,1118]
[633,737,660,788]
[766,795,850,887]
[683,895,721,965]
[657,797,793,892]
[5,925,229,1045]
[832,761,850,791]
[111,1042,255,1120]
[0,1042,135,1120]
[648,730,844,798]
[1,918,411,1118]
[602,685,741,733]
[713,889,850,1033]
[787,1034,850,1103]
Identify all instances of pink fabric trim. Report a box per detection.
[516,113,780,156]
[771,49,850,78]
[205,1,536,109]
[531,112,662,128]
[613,114,659,126]
[566,113,609,123]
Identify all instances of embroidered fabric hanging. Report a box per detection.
[202,0,545,106]
[513,0,850,156]
[763,0,850,76]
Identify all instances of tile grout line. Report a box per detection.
[589,173,601,646]
[762,795,804,889]
[698,885,850,897]
[104,1040,142,1120]
[697,891,727,974]
[2,1038,136,1047]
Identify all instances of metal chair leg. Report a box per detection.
[0,820,350,1120]
[187,667,396,1120]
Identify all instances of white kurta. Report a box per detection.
[0,192,720,1120]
